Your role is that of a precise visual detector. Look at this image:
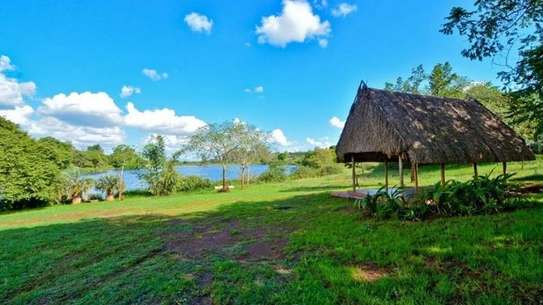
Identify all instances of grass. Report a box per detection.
[1,157,542,304]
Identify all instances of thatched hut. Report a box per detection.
[336,84,535,191]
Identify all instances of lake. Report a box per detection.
[85,164,295,191]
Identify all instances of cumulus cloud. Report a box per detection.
[38,92,123,127]
[331,3,357,17]
[256,0,331,47]
[329,116,345,128]
[0,55,36,109]
[244,85,265,94]
[0,105,34,125]
[120,85,141,98]
[142,68,168,81]
[306,137,332,148]
[268,128,289,146]
[184,12,213,34]
[124,102,207,136]
[28,117,124,147]
[143,133,191,152]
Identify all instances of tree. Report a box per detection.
[428,62,469,98]
[60,171,94,204]
[110,145,144,169]
[36,137,75,169]
[141,135,180,196]
[384,65,426,94]
[0,117,62,210]
[441,0,543,138]
[95,175,120,201]
[231,123,271,189]
[185,122,243,192]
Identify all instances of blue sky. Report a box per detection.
[0,0,505,152]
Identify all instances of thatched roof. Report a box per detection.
[336,85,535,164]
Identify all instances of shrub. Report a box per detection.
[319,164,344,176]
[177,176,213,192]
[290,166,320,179]
[60,172,94,204]
[258,166,288,183]
[95,175,120,201]
[356,174,531,221]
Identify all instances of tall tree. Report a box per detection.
[185,122,243,192]
[141,135,180,196]
[232,123,270,189]
[110,145,144,169]
[428,62,469,98]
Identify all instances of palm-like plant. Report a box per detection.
[96,175,120,201]
[63,172,94,204]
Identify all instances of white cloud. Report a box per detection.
[0,105,34,125]
[0,55,15,72]
[124,102,207,136]
[39,92,123,127]
[256,0,331,47]
[28,117,124,148]
[314,0,328,8]
[143,133,190,152]
[268,128,289,146]
[142,68,168,81]
[329,116,345,128]
[331,3,357,17]
[318,38,328,48]
[184,12,213,34]
[306,137,332,148]
[120,85,141,98]
[0,55,36,109]
[244,85,264,94]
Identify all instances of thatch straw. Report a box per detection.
[336,85,535,164]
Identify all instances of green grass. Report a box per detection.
[1,158,542,304]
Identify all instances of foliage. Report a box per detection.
[74,145,109,170]
[60,171,94,202]
[141,136,181,196]
[95,175,121,199]
[290,166,320,179]
[230,122,271,188]
[0,117,62,210]
[36,137,76,169]
[301,147,336,168]
[185,122,244,191]
[357,174,531,221]
[109,145,144,169]
[176,176,213,192]
[441,0,543,139]
[428,62,469,98]
[257,164,288,183]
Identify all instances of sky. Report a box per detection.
[0,0,507,153]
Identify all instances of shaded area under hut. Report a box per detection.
[334,84,535,198]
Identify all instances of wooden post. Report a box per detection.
[351,155,356,192]
[440,163,445,186]
[502,162,507,175]
[473,163,478,179]
[414,162,419,191]
[398,156,404,188]
[384,160,389,191]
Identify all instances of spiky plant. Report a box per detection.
[95,175,120,201]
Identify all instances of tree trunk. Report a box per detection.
[72,196,82,204]
[106,193,114,201]
[240,166,244,190]
[222,165,228,192]
[410,163,416,183]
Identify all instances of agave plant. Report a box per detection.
[95,175,120,201]
[63,172,94,204]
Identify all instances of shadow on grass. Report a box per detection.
[279,185,348,193]
[1,191,542,305]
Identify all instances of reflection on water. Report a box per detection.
[85,164,295,191]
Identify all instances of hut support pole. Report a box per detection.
[351,155,356,192]
[473,163,478,179]
[384,160,389,191]
[440,163,445,186]
[414,163,419,192]
[398,156,404,188]
[502,162,507,175]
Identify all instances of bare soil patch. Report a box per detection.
[349,263,390,282]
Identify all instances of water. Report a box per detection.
[85,164,295,191]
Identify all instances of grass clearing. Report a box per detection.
[1,158,542,304]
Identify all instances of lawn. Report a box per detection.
[1,158,542,305]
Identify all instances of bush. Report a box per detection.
[290,166,320,179]
[319,164,344,176]
[258,166,288,183]
[95,175,121,201]
[177,176,213,192]
[356,174,531,221]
